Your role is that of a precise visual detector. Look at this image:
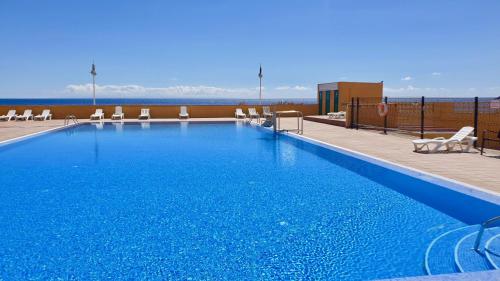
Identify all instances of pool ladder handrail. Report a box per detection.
[474,216,500,252]
[273,110,304,135]
[64,115,79,126]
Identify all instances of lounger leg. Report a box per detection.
[431,143,442,153]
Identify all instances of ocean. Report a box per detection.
[0,97,497,106]
[0,98,316,106]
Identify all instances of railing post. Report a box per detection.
[474,96,479,148]
[384,96,388,134]
[356,97,360,130]
[350,97,355,128]
[420,96,425,139]
[474,225,485,252]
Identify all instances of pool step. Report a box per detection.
[425,225,500,275]
[485,234,500,269]
[425,225,478,275]
[454,227,500,272]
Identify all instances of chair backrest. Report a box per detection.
[236,108,243,114]
[115,106,122,114]
[450,126,474,141]
[95,108,103,115]
[248,108,257,115]
[263,106,270,114]
[23,109,32,116]
[7,110,16,116]
[41,109,50,116]
[180,106,187,114]
[141,108,149,115]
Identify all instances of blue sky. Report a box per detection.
[0,0,499,98]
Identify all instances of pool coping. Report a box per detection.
[278,131,500,206]
[0,122,80,146]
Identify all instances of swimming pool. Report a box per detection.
[0,122,498,280]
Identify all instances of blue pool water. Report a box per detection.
[0,122,498,280]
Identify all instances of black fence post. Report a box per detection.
[350,97,355,128]
[383,96,388,134]
[356,97,360,130]
[474,96,479,148]
[420,96,425,139]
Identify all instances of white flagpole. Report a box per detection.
[258,64,263,105]
[92,75,96,105]
[90,62,97,105]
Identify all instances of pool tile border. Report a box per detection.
[281,131,500,206]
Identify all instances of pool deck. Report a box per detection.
[1,118,499,195]
[278,118,500,194]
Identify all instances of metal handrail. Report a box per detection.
[64,115,79,126]
[273,110,303,135]
[474,216,500,252]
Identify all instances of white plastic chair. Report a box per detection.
[0,110,16,121]
[179,106,189,119]
[16,109,33,121]
[112,106,124,120]
[90,109,104,120]
[139,108,150,120]
[412,126,477,153]
[34,109,52,121]
[235,108,246,119]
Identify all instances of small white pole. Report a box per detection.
[92,75,96,105]
[90,62,97,105]
[258,64,263,105]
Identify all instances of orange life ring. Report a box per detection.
[377,103,389,117]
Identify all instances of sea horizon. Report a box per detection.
[0,98,317,106]
[0,96,498,106]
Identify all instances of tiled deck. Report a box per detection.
[1,118,499,194]
[278,118,500,194]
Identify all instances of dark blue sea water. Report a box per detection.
[1,97,497,106]
[0,98,316,106]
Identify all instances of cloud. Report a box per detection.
[384,85,450,96]
[431,72,441,76]
[275,85,309,91]
[65,83,313,98]
[401,76,413,81]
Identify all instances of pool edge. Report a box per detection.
[0,122,81,146]
[281,131,500,206]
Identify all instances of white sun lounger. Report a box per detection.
[327,111,346,119]
[235,108,246,119]
[412,126,478,153]
[179,106,189,119]
[15,109,33,121]
[0,110,16,121]
[34,109,52,121]
[111,106,124,120]
[262,106,273,118]
[139,108,150,120]
[90,109,104,120]
[248,108,260,122]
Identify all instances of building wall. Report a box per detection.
[317,82,383,114]
[0,104,318,119]
[337,82,383,108]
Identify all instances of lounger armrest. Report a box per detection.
[464,136,478,142]
[432,137,446,140]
